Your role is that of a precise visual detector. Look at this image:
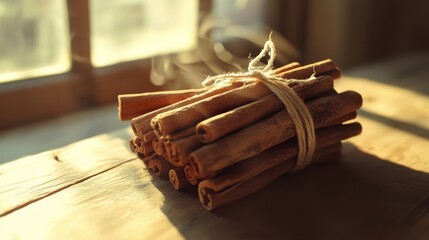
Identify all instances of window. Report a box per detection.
[90,0,197,67]
[0,0,70,83]
[0,0,199,129]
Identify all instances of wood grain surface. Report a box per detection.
[0,55,428,239]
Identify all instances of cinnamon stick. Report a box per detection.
[132,138,154,157]
[152,138,165,156]
[142,142,154,156]
[272,62,301,74]
[198,142,343,210]
[195,76,334,142]
[162,127,195,141]
[321,111,357,128]
[169,168,191,190]
[160,127,200,167]
[184,164,200,185]
[148,156,174,178]
[119,88,207,121]
[132,137,144,153]
[198,123,361,200]
[277,59,340,79]
[143,130,156,143]
[131,83,244,137]
[164,135,203,167]
[189,91,363,178]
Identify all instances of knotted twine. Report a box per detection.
[201,35,316,171]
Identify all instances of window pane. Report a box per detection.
[90,0,198,67]
[0,0,70,83]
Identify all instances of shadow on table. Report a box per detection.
[148,143,429,240]
[358,109,429,140]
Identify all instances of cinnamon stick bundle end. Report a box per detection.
[147,156,174,178]
[184,164,200,186]
[169,168,191,190]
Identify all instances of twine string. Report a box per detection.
[202,34,316,171]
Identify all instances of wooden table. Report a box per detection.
[1,55,429,239]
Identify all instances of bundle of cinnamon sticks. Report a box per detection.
[119,59,362,210]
